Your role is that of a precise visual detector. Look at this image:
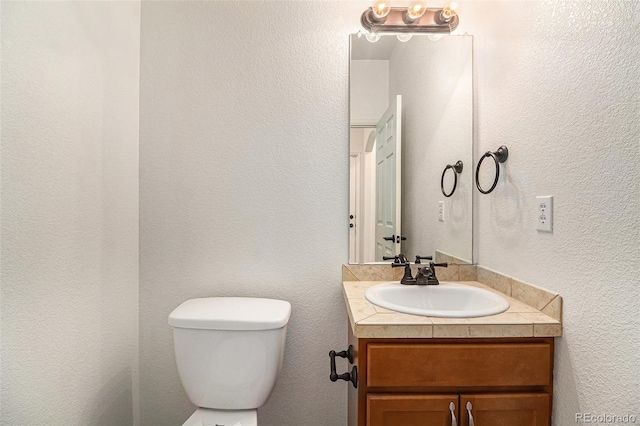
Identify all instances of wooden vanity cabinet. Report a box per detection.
[347,328,554,426]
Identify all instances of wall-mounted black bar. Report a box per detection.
[441,160,463,197]
[475,146,509,194]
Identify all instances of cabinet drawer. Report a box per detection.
[367,394,458,426]
[367,343,551,388]
[461,393,550,426]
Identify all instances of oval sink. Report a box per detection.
[364,282,509,318]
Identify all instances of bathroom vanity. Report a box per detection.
[339,270,562,426]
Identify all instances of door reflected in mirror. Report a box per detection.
[349,34,473,265]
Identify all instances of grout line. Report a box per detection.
[539,294,558,311]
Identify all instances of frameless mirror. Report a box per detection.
[349,34,473,264]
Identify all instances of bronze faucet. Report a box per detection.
[383,254,448,285]
[415,262,449,285]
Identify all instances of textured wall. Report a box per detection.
[138,2,360,425]
[463,1,640,424]
[1,2,140,424]
[137,1,639,425]
[390,36,473,262]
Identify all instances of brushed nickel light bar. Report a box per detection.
[361,1,461,34]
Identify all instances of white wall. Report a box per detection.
[350,60,389,123]
[2,1,631,425]
[390,36,473,262]
[139,1,638,425]
[0,2,140,424]
[138,2,357,425]
[462,1,640,424]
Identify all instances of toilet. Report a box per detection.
[168,297,291,426]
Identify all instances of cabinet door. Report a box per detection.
[367,394,459,426]
[460,393,550,426]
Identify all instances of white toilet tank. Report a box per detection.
[169,297,291,410]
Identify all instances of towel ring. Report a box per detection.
[441,161,464,198]
[475,146,509,194]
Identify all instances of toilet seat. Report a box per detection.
[182,408,257,426]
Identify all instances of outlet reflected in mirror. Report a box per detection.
[349,34,473,265]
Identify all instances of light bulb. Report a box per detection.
[406,1,427,21]
[428,34,443,41]
[397,34,413,42]
[371,1,391,19]
[441,0,463,21]
[365,33,381,43]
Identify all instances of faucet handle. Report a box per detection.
[415,255,433,264]
[383,255,400,263]
[431,262,448,268]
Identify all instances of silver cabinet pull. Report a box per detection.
[466,402,475,426]
[449,402,457,426]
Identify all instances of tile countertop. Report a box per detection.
[343,280,562,339]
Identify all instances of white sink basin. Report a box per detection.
[364,282,510,318]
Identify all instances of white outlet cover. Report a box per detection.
[536,196,553,232]
[438,201,445,222]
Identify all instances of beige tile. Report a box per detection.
[348,298,378,323]
[359,312,433,325]
[373,305,395,314]
[436,264,459,281]
[519,312,562,337]
[429,312,531,326]
[477,266,512,296]
[458,265,477,281]
[511,278,558,311]
[533,323,563,337]
[541,296,562,322]
[345,265,396,281]
[431,313,533,338]
[504,297,540,314]
[433,324,533,338]
[342,265,359,281]
[342,281,380,299]
[355,324,433,339]
[394,266,404,280]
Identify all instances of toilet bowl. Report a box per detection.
[182,408,257,426]
[169,297,291,426]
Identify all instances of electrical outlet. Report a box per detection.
[438,201,445,222]
[536,196,553,232]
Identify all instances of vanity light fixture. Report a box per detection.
[436,0,462,24]
[371,0,392,22]
[405,1,427,24]
[361,0,460,34]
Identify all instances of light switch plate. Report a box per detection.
[536,196,553,232]
[438,201,445,222]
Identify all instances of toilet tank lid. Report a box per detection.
[168,297,291,331]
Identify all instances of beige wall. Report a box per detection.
[1,1,141,424]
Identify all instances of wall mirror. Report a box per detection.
[349,33,473,265]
